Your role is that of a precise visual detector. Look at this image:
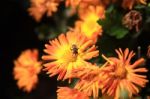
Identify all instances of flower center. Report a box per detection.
[61,45,79,63]
[28,66,37,76]
[64,52,78,62]
[114,63,127,79]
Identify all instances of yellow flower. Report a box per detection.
[101,48,148,99]
[28,0,60,21]
[70,64,104,98]
[42,31,99,81]
[74,6,105,43]
[122,0,147,9]
[57,87,89,99]
[13,49,42,92]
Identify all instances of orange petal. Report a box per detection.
[80,40,93,52]
[82,51,99,60]
[130,58,145,68]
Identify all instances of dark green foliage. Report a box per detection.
[98,5,129,39]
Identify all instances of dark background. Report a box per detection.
[0,0,57,99]
[0,0,150,99]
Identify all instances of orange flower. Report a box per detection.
[65,0,101,16]
[65,0,101,9]
[57,87,89,99]
[28,5,46,22]
[65,0,81,8]
[28,0,60,21]
[122,0,147,9]
[101,48,148,99]
[74,6,105,43]
[70,64,104,98]
[46,0,59,16]
[42,31,99,81]
[13,49,42,92]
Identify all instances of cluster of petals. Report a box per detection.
[65,0,147,12]
[57,87,89,99]
[66,48,148,99]
[101,0,147,9]
[74,5,105,43]
[42,31,99,81]
[122,0,147,9]
[27,0,147,21]
[101,48,148,99]
[65,0,101,11]
[28,0,61,21]
[13,49,42,92]
[69,64,105,98]
[41,30,149,99]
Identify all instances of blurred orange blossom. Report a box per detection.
[122,0,147,9]
[13,49,42,92]
[74,5,105,43]
[28,0,61,21]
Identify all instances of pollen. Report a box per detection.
[61,49,78,63]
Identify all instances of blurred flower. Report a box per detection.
[28,0,60,21]
[65,0,80,17]
[98,0,146,9]
[70,64,104,98]
[57,87,89,99]
[99,0,117,6]
[147,45,150,58]
[65,0,102,16]
[65,0,101,11]
[74,6,105,43]
[46,0,59,16]
[65,0,81,9]
[122,10,142,32]
[79,5,105,24]
[147,96,150,99]
[101,48,148,99]
[122,0,147,9]
[28,5,46,22]
[13,49,42,92]
[42,31,99,81]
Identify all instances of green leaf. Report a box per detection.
[108,26,119,36]
[98,5,130,39]
[97,19,106,26]
[108,26,129,39]
[148,3,150,7]
[134,4,146,9]
[115,27,128,39]
[106,4,114,14]
[69,78,78,88]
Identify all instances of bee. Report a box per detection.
[71,44,78,56]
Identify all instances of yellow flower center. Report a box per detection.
[59,45,79,63]
[115,63,127,79]
[81,14,100,38]
[63,51,78,62]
